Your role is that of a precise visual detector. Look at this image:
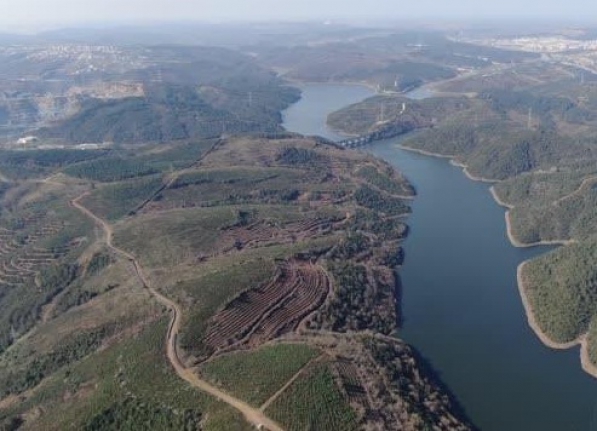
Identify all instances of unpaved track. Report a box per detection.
[552,175,597,207]
[71,192,284,431]
[259,355,321,412]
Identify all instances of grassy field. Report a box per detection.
[113,206,237,267]
[201,344,319,406]
[80,175,165,221]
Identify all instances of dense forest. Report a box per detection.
[37,82,299,144]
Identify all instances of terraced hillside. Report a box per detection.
[0,136,471,430]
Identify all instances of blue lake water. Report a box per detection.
[283,83,597,431]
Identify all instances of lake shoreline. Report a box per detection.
[397,145,497,183]
[488,186,575,248]
[517,262,597,379]
[399,143,596,378]
[284,78,379,93]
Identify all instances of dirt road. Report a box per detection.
[71,192,284,431]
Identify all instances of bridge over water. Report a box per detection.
[336,125,413,149]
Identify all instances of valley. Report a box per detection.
[0,133,470,430]
[1,21,597,431]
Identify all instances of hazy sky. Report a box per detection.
[0,0,595,30]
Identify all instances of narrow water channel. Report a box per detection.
[283,83,597,431]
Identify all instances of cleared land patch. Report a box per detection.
[203,260,330,355]
[265,360,359,431]
[200,344,319,406]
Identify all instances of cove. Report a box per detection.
[283,83,597,430]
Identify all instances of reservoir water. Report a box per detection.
[283,84,597,430]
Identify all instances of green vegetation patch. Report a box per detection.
[327,95,473,135]
[494,171,588,208]
[201,406,254,431]
[85,251,114,277]
[0,263,79,355]
[51,252,119,315]
[509,187,597,244]
[354,185,410,216]
[481,88,596,125]
[0,149,108,179]
[162,168,309,207]
[265,361,358,431]
[317,261,396,334]
[403,111,597,180]
[524,240,597,343]
[83,398,202,431]
[1,319,242,430]
[201,344,319,406]
[276,147,326,166]
[356,165,414,197]
[0,149,108,167]
[81,175,164,221]
[137,140,215,171]
[63,157,159,182]
[588,319,597,367]
[349,208,408,241]
[172,167,285,188]
[364,336,472,429]
[113,206,236,267]
[0,322,116,398]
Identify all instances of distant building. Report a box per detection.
[76,143,102,150]
[16,136,38,145]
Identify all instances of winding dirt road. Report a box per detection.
[71,192,284,431]
[552,175,597,207]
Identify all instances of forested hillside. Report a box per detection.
[0,136,471,430]
[0,44,299,142]
[37,82,299,143]
[255,31,537,91]
[329,59,597,371]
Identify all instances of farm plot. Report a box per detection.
[203,260,330,354]
[0,195,93,353]
[200,344,319,406]
[0,222,78,289]
[78,175,165,221]
[140,167,312,212]
[333,358,371,412]
[265,361,358,431]
[218,216,341,254]
[112,206,237,267]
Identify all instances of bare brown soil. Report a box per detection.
[205,260,330,354]
[217,218,339,256]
